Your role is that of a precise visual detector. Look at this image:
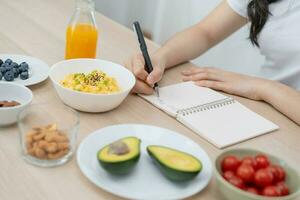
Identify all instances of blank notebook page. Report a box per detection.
[141,81,227,116]
[178,101,279,148]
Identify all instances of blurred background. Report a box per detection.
[95,0,264,76]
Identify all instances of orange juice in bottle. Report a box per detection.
[65,0,98,59]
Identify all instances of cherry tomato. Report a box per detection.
[236,164,255,183]
[254,169,274,187]
[267,166,277,180]
[262,186,281,196]
[267,165,286,183]
[255,154,270,169]
[276,182,290,196]
[223,171,235,181]
[274,165,286,182]
[246,187,259,195]
[228,176,245,189]
[242,156,258,170]
[221,156,241,172]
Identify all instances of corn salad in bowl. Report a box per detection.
[49,59,135,113]
[61,70,120,94]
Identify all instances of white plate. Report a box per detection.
[77,124,212,200]
[0,54,49,86]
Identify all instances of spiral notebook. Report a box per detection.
[140,81,279,148]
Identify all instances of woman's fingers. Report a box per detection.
[132,79,154,95]
[182,67,225,82]
[132,53,148,81]
[147,67,164,85]
[130,53,163,85]
[125,52,166,95]
[182,68,225,82]
[182,71,222,82]
[195,80,229,92]
[182,67,263,100]
[182,67,219,76]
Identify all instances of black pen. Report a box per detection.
[133,21,159,97]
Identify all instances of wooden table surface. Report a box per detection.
[0,0,299,200]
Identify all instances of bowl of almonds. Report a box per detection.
[18,103,79,167]
[26,123,70,160]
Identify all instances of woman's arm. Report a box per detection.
[158,0,247,69]
[261,82,300,125]
[126,0,247,94]
[182,68,300,125]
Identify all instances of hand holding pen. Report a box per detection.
[130,21,165,96]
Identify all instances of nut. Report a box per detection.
[37,140,48,150]
[26,135,33,144]
[57,142,69,150]
[48,149,69,160]
[25,124,70,160]
[32,142,38,149]
[45,143,58,153]
[45,123,57,131]
[27,130,37,137]
[27,147,35,156]
[44,133,54,142]
[33,132,46,141]
[54,135,68,143]
[34,147,47,159]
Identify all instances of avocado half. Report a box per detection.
[97,137,141,174]
[147,145,202,181]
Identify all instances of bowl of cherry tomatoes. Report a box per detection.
[215,148,300,200]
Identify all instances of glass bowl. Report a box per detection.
[17,103,80,167]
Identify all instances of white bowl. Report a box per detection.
[0,82,33,126]
[49,59,136,113]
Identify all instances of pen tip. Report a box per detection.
[155,87,160,97]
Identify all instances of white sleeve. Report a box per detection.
[227,0,249,18]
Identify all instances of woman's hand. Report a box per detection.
[182,67,271,101]
[124,52,166,95]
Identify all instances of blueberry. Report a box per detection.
[4,71,14,81]
[1,62,9,68]
[12,68,19,78]
[20,62,29,70]
[5,65,13,72]
[1,63,10,74]
[5,59,12,65]
[0,66,6,74]
[11,62,18,68]
[0,59,3,66]
[20,72,29,80]
[19,66,28,73]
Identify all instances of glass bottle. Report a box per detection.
[65,0,98,59]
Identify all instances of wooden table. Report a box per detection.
[0,0,299,199]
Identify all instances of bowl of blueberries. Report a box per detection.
[0,58,30,82]
[0,54,49,86]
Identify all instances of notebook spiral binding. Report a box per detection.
[177,97,235,116]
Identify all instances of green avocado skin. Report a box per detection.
[147,148,201,181]
[98,152,140,175]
